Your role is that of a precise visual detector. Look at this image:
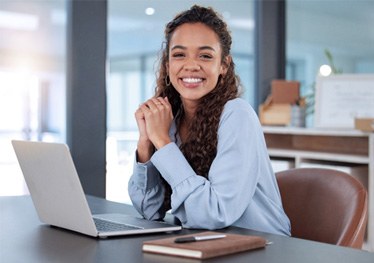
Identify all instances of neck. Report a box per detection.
[183,110,194,125]
[181,99,198,123]
[178,100,197,143]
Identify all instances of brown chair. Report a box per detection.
[276,168,368,249]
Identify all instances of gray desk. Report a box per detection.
[1,195,373,263]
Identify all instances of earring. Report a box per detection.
[165,75,171,86]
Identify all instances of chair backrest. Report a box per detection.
[275,168,368,249]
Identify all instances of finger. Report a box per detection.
[140,103,151,113]
[156,97,171,109]
[152,98,164,108]
[165,98,171,108]
[135,108,145,118]
[141,102,160,119]
[143,99,159,110]
[159,97,173,117]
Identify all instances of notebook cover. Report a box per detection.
[142,231,267,259]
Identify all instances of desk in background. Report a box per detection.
[1,195,373,263]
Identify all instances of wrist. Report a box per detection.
[153,138,171,150]
[137,140,154,163]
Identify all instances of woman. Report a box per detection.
[128,5,290,236]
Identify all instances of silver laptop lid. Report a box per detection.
[12,140,98,236]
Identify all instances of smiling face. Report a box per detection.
[167,23,227,109]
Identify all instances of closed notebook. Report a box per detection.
[142,231,267,259]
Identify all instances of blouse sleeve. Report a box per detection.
[150,100,264,229]
[128,155,167,220]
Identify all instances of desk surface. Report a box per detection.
[1,195,373,263]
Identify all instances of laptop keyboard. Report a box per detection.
[93,217,143,232]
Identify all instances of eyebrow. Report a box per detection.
[171,45,216,52]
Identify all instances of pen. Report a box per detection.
[174,234,226,243]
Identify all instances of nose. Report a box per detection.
[183,58,201,71]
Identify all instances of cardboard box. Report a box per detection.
[354,118,374,132]
[259,103,291,126]
[271,80,300,104]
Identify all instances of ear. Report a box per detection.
[220,55,231,75]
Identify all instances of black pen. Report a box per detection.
[174,234,226,243]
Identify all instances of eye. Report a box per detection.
[171,52,185,58]
[200,53,213,60]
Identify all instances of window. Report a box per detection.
[286,0,374,126]
[0,1,66,195]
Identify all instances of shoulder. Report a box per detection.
[219,98,263,137]
[217,98,265,150]
[221,98,258,122]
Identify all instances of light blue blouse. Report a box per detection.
[128,98,291,236]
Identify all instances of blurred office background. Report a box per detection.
[0,0,373,203]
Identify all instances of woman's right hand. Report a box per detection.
[135,106,154,163]
[135,106,148,141]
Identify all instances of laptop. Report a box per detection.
[12,140,181,238]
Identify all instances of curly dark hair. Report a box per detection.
[155,5,241,178]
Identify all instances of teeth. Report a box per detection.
[182,78,202,83]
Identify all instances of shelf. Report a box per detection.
[268,148,369,164]
[263,126,374,251]
[262,126,370,137]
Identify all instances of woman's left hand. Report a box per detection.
[139,97,173,149]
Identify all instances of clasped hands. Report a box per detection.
[135,97,173,155]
